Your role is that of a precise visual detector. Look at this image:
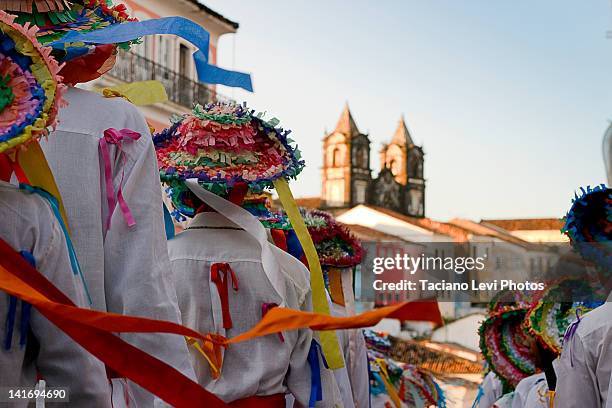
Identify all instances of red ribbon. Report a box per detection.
[0,237,229,407]
[227,181,248,205]
[0,153,30,184]
[0,154,12,182]
[210,263,239,330]
[99,128,141,232]
[270,229,288,252]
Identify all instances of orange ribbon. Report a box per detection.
[0,238,228,408]
[0,236,442,405]
[226,299,442,345]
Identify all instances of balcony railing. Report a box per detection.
[108,52,230,108]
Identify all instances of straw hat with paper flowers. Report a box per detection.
[478,290,539,390]
[562,184,612,271]
[526,278,605,355]
[0,10,66,154]
[242,205,364,268]
[301,209,363,268]
[2,0,137,84]
[154,102,304,220]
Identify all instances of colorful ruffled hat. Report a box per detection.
[154,102,304,220]
[526,278,605,354]
[0,10,66,154]
[302,209,364,268]
[364,329,392,354]
[242,196,292,230]
[3,0,137,84]
[478,290,538,390]
[562,185,612,271]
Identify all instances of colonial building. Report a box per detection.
[321,104,426,217]
[91,0,239,131]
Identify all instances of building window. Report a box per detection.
[333,147,343,167]
[179,43,190,78]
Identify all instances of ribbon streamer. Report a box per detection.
[227,299,442,345]
[210,263,239,330]
[307,340,327,407]
[99,80,168,106]
[19,184,92,305]
[274,178,344,370]
[0,236,441,405]
[261,302,284,342]
[49,17,253,92]
[163,203,176,240]
[375,358,402,408]
[99,128,141,231]
[0,237,229,407]
[16,142,70,231]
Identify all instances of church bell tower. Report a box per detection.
[321,104,372,208]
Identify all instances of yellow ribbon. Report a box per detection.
[273,178,344,370]
[185,336,222,380]
[548,390,555,408]
[375,358,402,408]
[99,80,168,106]
[17,141,70,232]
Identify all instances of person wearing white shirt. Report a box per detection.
[512,373,550,408]
[41,88,195,405]
[168,210,313,406]
[554,299,611,408]
[0,181,111,407]
[155,102,322,407]
[328,276,369,408]
[474,371,505,408]
[554,181,611,408]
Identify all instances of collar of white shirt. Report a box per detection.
[188,212,243,230]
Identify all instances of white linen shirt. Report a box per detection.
[40,87,195,405]
[474,371,504,408]
[554,299,612,408]
[336,266,371,408]
[0,181,111,407]
[168,212,313,405]
[512,373,549,408]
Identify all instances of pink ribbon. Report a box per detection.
[100,128,142,232]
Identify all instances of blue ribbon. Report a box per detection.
[3,251,35,350]
[286,229,305,261]
[370,372,387,396]
[307,340,329,407]
[17,251,34,348]
[19,184,93,305]
[163,203,175,240]
[3,295,17,350]
[471,384,484,408]
[49,17,253,92]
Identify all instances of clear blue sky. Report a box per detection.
[205,0,612,221]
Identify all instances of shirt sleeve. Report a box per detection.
[554,332,601,408]
[102,119,196,405]
[287,290,314,408]
[31,211,111,406]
